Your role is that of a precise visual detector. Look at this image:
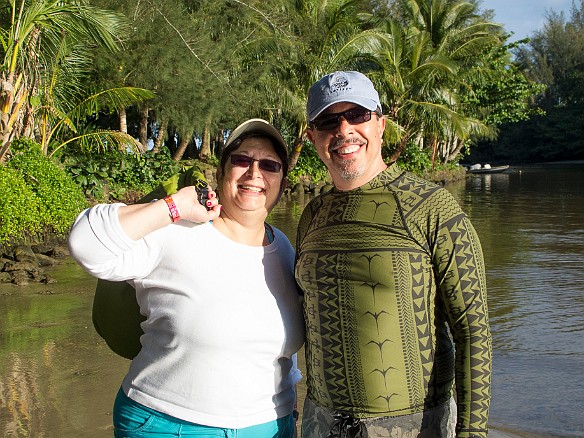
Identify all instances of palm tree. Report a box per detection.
[240,0,390,169]
[44,87,154,158]
[370,18,470,162]
[388,0,501,163]
[0,0,151,161]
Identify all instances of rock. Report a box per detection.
[3,260,38,273]
[0,272,11,283]
[40,274,57,284]
[30,244,55,255]
[48,246,69,258]
[313,182,326,195]
[14,245,37,264]
[291,183,305,196]
[0,243,66,286]
[36,253,57,267]
[321,184,334,193]
[11,270,30,286]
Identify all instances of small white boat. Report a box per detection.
[467,164,510,174]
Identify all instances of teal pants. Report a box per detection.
[113,388,294,437]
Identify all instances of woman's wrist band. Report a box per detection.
[163,196,181,223]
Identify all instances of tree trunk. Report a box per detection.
[138,106,148,152]
[389,137,409,163]
[0,75,29,161]
[430,137,438,169]
[287,121,307,171]
[288,138,303,171]
[445,137,465,163]
[152,118,168,153]
[213,129,224,158]
[21,103,35,139]
[200,122,211,160]
[172,133,190,161]
[119,107,127,133]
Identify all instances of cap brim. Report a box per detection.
[225,119,287,154]
[309,97,379,121]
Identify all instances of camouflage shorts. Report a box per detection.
[300,396,457,438]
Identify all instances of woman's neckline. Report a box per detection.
[210,220,274,247]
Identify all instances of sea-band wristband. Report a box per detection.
[164,196,181,223]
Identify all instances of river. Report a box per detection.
[1,162,583,437]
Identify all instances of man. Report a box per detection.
[295,71,491,438]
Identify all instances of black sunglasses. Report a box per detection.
[230,154,283,173]
[312,107,378,131]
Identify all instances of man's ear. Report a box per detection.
[306,126,315,144]
[378,115,386,139]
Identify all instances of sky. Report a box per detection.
[481,0,576,41]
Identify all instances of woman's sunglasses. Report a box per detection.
[230,154,282,173]
[312,106,378,131]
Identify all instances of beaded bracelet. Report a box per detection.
[163,196,181,223]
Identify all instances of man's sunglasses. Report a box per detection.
[312,107,379,131]
[230,154,283,173]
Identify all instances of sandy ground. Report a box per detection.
[489,430,523,438]
[488,427,555,438]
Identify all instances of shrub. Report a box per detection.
[5,138,88,241]
[287,142,330,186]
[395,142,432,174]
[61,147,182,202]
[0,166,44,243]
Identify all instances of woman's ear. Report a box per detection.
[279,178,287,197]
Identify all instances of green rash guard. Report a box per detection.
[295,163,491,438]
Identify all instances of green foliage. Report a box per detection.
[61,147,182,202]
[395,143,432,174]
[515,2,584,109]
[471,103,584,163]
[205,155,220,168]
[4,0,581,181]
[287,142,329,186]
[0,166,43,244]
[470,1,584,164]
[90,0,265,149]
[460,40,545,128]
[0,0,139,160]
[1,138,87,243]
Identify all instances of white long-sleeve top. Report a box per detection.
[68,203,305,428]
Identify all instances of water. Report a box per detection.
[1,163,583,437]
[455,164,584,437]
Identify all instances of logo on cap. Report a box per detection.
[307,70,381,121]
[329,72,351,93]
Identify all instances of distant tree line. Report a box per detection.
[3,0,550,169]
[469,0,584,164]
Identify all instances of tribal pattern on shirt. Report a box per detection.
[295,164,491,437]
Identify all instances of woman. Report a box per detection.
[68,119,305,437]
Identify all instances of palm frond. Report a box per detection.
[49,130,143,158]
[70,87,155,122]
